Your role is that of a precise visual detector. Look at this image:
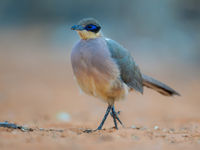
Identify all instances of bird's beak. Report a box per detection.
[71,25,84,31]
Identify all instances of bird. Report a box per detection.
[70,18,180,132]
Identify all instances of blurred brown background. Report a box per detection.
[0,0,200,150]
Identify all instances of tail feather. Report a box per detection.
[142,74,180,96]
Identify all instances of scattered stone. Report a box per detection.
[169,128,175,133]
[140,127,147,130]
[131,125,137,129]
[131,125,141,130]
[0,121,33,132]
[0,121,18,129]
[170,140,175,143]
[56,112,71,122]
[49,128,64,132]
[154,125,159,130]
[20,126,33,132]
[39,128,45,131]
[180,127,188,132]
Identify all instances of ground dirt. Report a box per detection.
[0,32,200,150]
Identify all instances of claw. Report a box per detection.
[85,105,124,132]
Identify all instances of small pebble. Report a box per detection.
[56,112,71,122]
[39,128,45,131]
[154,125,159,130]
[169,128,175,133]
[140,127,146,130]
[180,127,187,131]
[131,125,137,129]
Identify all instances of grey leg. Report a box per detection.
[84,105,111,133]
[111,106,118,129]
[111,106,124,128]
[96,105,112,130]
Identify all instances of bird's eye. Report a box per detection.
[85,24,97,31]
[87,25,92,29]
[84,24,101,33]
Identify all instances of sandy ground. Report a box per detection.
[0,29,200,150]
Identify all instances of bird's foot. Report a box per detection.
[83,129,95,133]
[83,127,102,133]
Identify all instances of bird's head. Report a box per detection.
[71,18,101,40]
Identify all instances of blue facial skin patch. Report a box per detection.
[85,24,100,33]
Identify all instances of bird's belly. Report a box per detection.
[74,69,128,105]
[71,38,129,104]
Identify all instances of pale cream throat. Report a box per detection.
[77,30,101,40]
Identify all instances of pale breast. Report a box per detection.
[71,37,128,104]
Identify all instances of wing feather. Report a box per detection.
[105,38,143,93]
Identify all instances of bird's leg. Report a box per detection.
[84,105,112,133]
[111,106,118,129]
[111,105,124,128]
[96,105,112,130]
[110,110,120,118]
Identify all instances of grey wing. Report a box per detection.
[105,38,143,93]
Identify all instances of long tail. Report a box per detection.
[142,74,180,96]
